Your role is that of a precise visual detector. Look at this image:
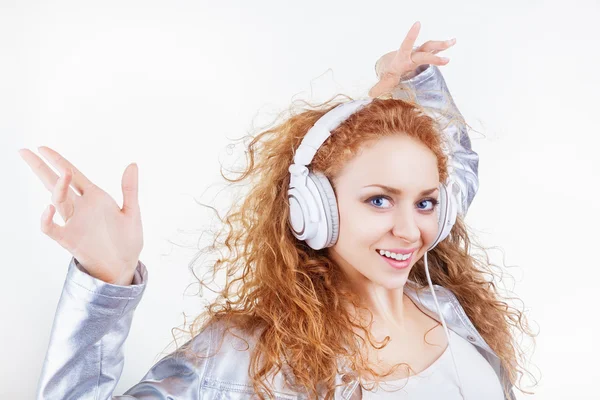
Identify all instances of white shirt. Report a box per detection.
[360,329,504,399]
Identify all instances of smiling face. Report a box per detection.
[327,133,440,290]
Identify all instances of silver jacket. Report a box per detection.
[37,65,512,399]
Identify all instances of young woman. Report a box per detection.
[22,21,533,400]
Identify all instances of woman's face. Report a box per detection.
[328,134,440,290]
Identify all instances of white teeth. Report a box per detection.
[378,250,412,261]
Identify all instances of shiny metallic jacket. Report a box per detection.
[37,65,514,399]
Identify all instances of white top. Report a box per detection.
[360,329,504,400]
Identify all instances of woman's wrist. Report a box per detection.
[369,72,401,98]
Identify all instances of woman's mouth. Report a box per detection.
[375,249,414,270]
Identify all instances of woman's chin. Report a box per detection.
[370,272,410,290]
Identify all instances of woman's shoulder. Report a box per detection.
[173,317,265,375]
[166,318,300,396]
[131,318,300,397]
[180,317,262,357]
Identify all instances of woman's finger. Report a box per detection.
[38,146,95,195]
[397,21,421,59]
[40,204,69,250]
[121,163,140,215]
[417,38,456,55]
[19,148,80,201]
[410,51,450,67]
[51,168,76,223]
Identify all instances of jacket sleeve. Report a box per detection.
[393,64,480,216]
[36,257,206,399]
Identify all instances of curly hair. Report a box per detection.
[176,95,537,399]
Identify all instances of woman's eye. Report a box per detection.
[367,195,392,209]
[418,198,440,211]
[366,196,440,211]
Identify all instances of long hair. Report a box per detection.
[177,95,536,399]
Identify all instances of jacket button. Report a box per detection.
[467,335,476,342]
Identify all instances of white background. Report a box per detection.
[3,0,599,398]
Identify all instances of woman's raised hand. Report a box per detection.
[369,21,456,98]
[18,146,144,286]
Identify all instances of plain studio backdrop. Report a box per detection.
[3,0,599,398]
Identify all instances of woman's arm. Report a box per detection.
[36,257,206,399]
[36,257,146,398]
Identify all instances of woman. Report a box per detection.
[22,21,533,399]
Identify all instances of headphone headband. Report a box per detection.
[293,98,373,167]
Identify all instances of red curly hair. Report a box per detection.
[175,95,537,399]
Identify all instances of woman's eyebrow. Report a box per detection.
[363,184,439,196]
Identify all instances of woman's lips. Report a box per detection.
[376,250,413,270]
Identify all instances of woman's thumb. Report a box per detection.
[121,163,139,214]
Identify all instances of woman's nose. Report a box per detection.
[390,207,420,243]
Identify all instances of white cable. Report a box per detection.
[424,251,465,399]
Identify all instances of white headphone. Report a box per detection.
[287,98,459,251]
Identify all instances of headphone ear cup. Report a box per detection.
[307,171,339,249]
[288,185,313,241]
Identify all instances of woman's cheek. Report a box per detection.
[422,215,440,244]
[342,204,377,232]
[358,214,393,240]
